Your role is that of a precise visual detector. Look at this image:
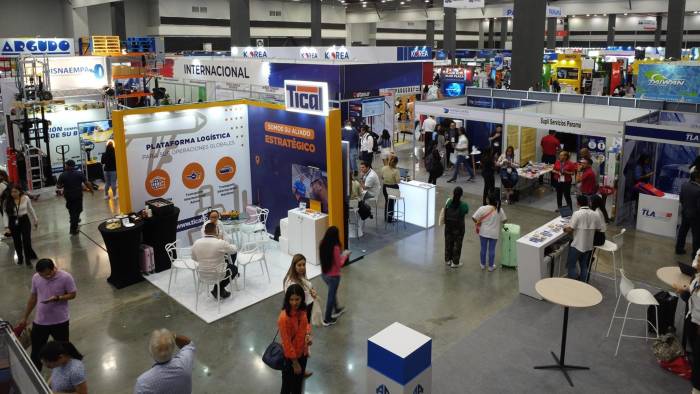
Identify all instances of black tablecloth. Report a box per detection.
[99,221,144,289]
[142,206,180,273]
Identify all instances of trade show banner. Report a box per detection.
[115,103,252,245]
[0,37,73,56]
[48,56,107,91]
[637,64,700,104]
[45,107,108,174]
[247,106,330,234]
[171,57,270,86]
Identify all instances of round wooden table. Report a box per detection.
[534,278,603,387]
[656,266,692,288]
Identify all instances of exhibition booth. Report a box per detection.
[617,111,700,237]
[109,98,343,322]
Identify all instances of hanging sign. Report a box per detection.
[48,56,108,90]
[241,46,268,58]
[0,37,73,56]
[444,0,484,8]
[324,45,350,60]
[172,58,270,85]
[284,80,329,116]
[503,6,562,17]
[638,18,658,31]
[300,47,320,59]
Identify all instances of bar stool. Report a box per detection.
[591,228,626,297]
[348,198,362,238]
[385,188,406,231]
[365,196,379,227]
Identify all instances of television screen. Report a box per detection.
[291,164,328,213]
[78,120,113,144]
[442,82,465,97]
[556,68,579,80]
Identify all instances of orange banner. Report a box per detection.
[264,121,315,140]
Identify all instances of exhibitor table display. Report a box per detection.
[398,180,436,229]
[534,278,602,387]
[283,208,329,266]
[636,193,680,238]
[99,215,144,289]
[142,204,180,272]
[517,216,571,299]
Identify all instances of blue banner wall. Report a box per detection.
[248,106,328,233]
[637,64,700,103]
[342,63,423,99]
[269,63,342,99]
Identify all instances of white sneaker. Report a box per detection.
[488,266,496,272]
[331,308,346,319]
[104,195,109,200]
[450,261,463,268]
[446,260,452,266]
[114,194,119,200]
[480,263,486,270]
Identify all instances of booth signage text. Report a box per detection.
[242,46,268,58]
[539,117,581,128]
[300,47,319,59]
[637,64,700,104]
[48,56,108,90]
[504,6,561,17]
[1,37,73,56]
[173,58,269,85]
[625,125,700,146]
[397,46,432,61]
[325,46,350,60]
[284,80,329,116]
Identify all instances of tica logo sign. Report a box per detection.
[284,80,329,116]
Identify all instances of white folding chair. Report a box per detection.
[195,262,231,313]
[592,228,626,296]
[165,242,198,295]
[606,269,659,356]
[237,241,271,288]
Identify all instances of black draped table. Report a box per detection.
[142,206,180,273]
[99,221,144,289]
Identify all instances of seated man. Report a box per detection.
[134,329,195,394]
[200,210,231,242]
[191,223,237,299]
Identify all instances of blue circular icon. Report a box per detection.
[444,82,463,97]
[93,64,104,79]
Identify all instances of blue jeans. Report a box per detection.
[479,236,498,267]
[104,170,117,195]
[567,247,592,281]
[499,168,519,188]
[449,155,474,181]
[350,148,359,171]
[322,274,341,321]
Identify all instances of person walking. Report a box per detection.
[278,284,312,394]
[552,151,576,211]
[447,127,475,183]
[426,148,444,185]
[443,187,469,268]
[497,146,519,204]
[564,195,604,281]
[445,122,457,169]
[489,125,502,156]
[101,140,118,200]
[135,329,196,394]
[422,116,437,155]
[4,184,38,266]
[39,341,88,394]
[57,160,93,235]
[18,258,77,370]
[319,226,349,327]
[472,193,507,271]
[381,156,401,222]
[672,251,700,394]
[481,147,496,205]
[676,171,700,255]
[0,169,10,238]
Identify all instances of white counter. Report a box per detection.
[399,180,436,228]
[516,216,571,299]
[636,193,680,238]
[286,209,328,265]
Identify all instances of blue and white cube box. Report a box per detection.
[367,322,432,394]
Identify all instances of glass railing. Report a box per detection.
[0,320,51,394]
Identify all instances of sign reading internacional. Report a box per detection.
[173,57,270,86]
[0,37,73,56]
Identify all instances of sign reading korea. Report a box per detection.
[284,80,329,116]
[173,58,270,86]
[1,37,73,56]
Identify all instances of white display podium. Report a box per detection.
[367,322,432,394]
[286,208,328,266]
[398,180,436,228]
[636,193,680,238]
[516,217,571,300]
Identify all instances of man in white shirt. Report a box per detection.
[191,223,238,298]
[134,329,195,394]
[360,161,380,202]
[422,116,437,154]
[564,195,603,281]
[359,125,375,165]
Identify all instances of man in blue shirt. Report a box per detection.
[135,329,195,394]
[56,160,93,235]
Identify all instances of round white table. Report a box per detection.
[656,266,693,352]
[534,277,603,387]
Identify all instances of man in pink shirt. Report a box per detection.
[18,258,77,370]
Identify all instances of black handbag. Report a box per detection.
[262,330,285,370]
[593,230,606,247]
[357,201,372,220]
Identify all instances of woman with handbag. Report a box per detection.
[278,284,312,394]
[472,193,507,271]
[4,184,38,266]
[283,254,319,379]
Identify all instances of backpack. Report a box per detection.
[444,201,464,228]
[369,131,380,153]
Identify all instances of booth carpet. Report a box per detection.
[143,243,321,324]
[432,277,689,393]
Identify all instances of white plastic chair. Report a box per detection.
[237,241,271,288]
[385,188,406,231]
[195,262,232,313]
[240,206,269,243]
[606,269,659,356]
[165,242,198,295]
[592,228,626,296]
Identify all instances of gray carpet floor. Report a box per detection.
[432,276,691,393]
